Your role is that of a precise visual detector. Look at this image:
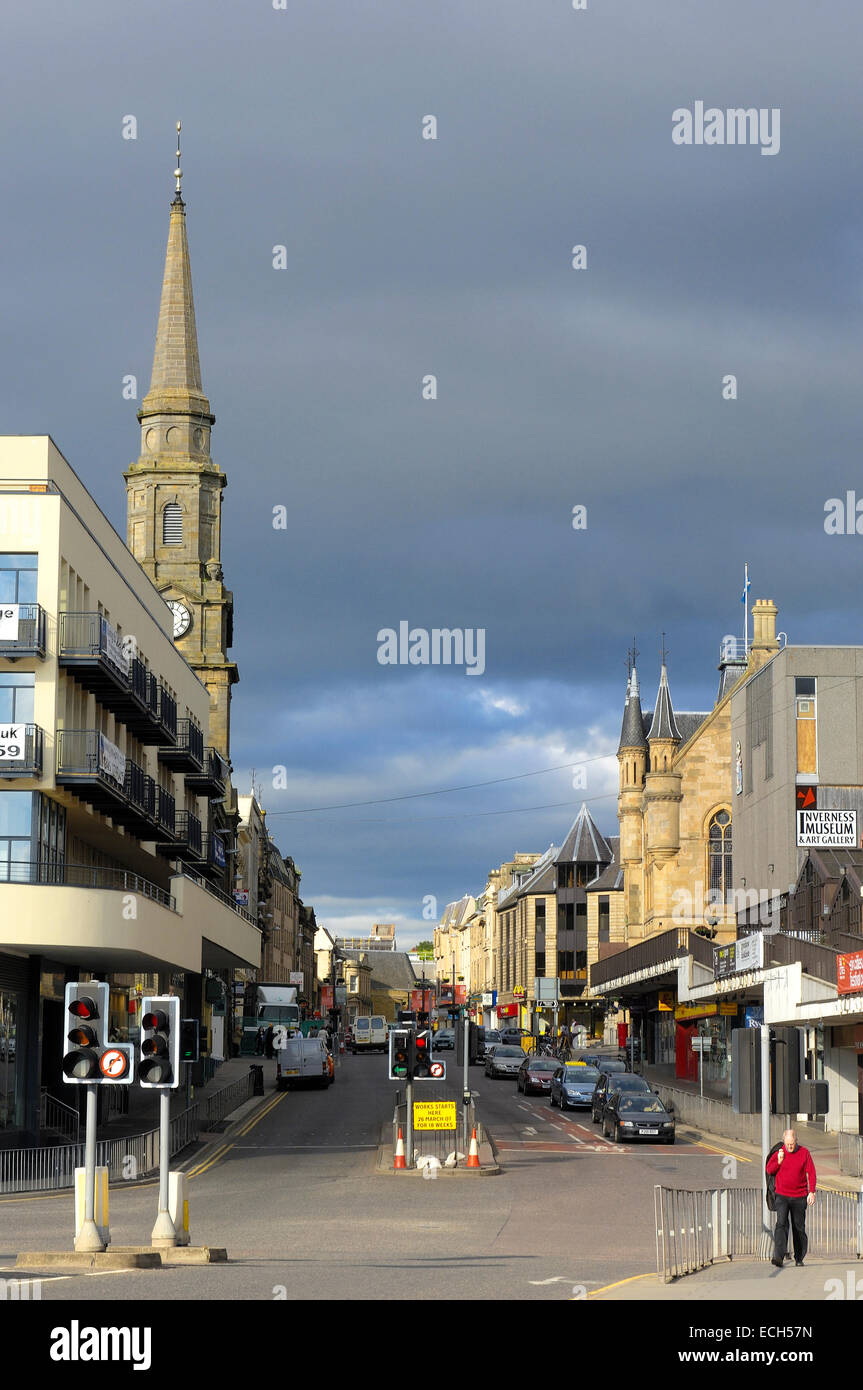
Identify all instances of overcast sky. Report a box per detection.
[2,1,861,949]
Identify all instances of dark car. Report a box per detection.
[485,1045,524,1078]
[602,1090,675,1144]
[434,1029,455,1049]
[591,1071,653,1125]
[517,1056,560,1095]
[477,1028,501,1060]
[550,1064,601,1111]
[499,1027,530,1047]
[590,1055,628,1074]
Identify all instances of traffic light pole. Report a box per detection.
[405,1078,413,1168]
[151,1090,177,1247]
[462,1011,470,1155]
[75,1083,104,1253]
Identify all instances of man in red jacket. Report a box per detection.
[766,1128,816,1268]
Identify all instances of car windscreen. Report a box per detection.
[618,1095,667,1113]
[494,1047,524,1057]
[485,1032,501,1041]
[614,1075,650,1088]
[566,1067,600,1082]
[527,1060,559,1071]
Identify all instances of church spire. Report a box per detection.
[138,122,212,429]
[618,645,648,753]
[647,658,681,743]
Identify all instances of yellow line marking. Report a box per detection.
[187,1142,233,1179]
[585,1272,656,1298]
[235,1092,285,1137]
[691,1139,753,1164]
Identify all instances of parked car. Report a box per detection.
[550,1064,601,1110]
[591,1071,653,1125]
[517,1056,560,1095]
[590,1055,628,1073]
[485,1045,524,1078]
[499,1027,532,1049]
[478,1028,501,1059]
[434,1029,455,1049]
[602,1090,675,1144]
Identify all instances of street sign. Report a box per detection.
[98,1047,133,1083]
[797,807,857,848]
[429,1061,445,1079]
[413,1100,457,1131]
[691,1037,711,1052]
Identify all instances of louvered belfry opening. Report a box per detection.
[162,502,183,545]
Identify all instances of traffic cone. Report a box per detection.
[466,1126,480,1169]
[394,1127,406,1169]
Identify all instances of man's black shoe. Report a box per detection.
[795,1261,804,1267]
[771,1257,783,1268]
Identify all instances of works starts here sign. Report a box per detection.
[413,1100,457,1131]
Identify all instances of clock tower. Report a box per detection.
[125,126,239,759]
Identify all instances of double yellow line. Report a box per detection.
[186,1092,285,1179]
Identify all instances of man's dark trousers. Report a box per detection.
[773,1195,808,1263]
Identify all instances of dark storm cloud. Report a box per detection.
[1,0,860,931]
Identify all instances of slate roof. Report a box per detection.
[618,668,649,752]
[497,845,558,908]
[556,803,613,865]
[647,664,682,741]
[365,952,417,990]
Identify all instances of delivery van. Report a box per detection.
[275,1034,332,1091]
[351,1015,388,1052]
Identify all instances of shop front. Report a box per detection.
[674,1000,738,1085]
[653,990,676,1066]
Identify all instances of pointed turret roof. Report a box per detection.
[139,176,212,424]
[556,803,613,866]
[618,665,648,752]
[647,663,681,742]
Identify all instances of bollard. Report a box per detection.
[250,1064,264,1096]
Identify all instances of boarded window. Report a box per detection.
[162,503,183,546]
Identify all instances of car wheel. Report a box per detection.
[559,1096,567,1112]
[612,1121,621,1144]
[550,1090,557,1107]
[592,1108,600,1125]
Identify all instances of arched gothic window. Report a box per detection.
[162,503,183,545]
[708,810,732,900]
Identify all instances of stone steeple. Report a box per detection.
[647,663,681,744]
[125,125,238,760]
[618,666,648,753]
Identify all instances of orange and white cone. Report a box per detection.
[466,1126,480,1169]
[394,1127,406,1170]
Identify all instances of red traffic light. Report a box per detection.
[69,997,98,1021]
[416,1035,428,1049]
[142,1011,169,1032]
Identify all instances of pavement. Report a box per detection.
[591,1258,863,1300]
[89,1053,270,1142]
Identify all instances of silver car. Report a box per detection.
[485,1044,524,1078]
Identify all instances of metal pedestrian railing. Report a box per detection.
[0,1070,256,1194]
[655,1184,863,1282]
[39,1090,80,1144]
[839,1132,863,1178]
[392,1088,483,1168]
[653,1084,792,1147]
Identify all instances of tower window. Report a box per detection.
[162,504,183,546]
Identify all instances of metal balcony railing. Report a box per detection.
[155,784,176,836]
[157,686,177,742]
[0,860,175,909]
[590,927,715,990]
[186,745,227,793]
[0,603,47,658]
[0,724,43,777]
[174,865,257,925]
[157,717,203,771]
[172,809,203,857]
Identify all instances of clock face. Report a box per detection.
[167,600,192,638]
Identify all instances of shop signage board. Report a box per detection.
[289,972,304,988]
[0,724,24,759]
[674,1001,737,1021]
[658,991,675,1012]
[714,933,764,979]
[533,977,560,1003]
[413,1100,457,1131]
[497,1003,518,1018]
[837,950,863,996]
[797,808,857,848]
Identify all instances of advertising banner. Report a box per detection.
[102,618,130,675]
[289,972,304,988]
[837,951,863,996]
[98,733,126,785]
[0,724,25,760]
[454,984,467,1006]
[497,1003,518,1018]
[0,604,20,641]
[320,986,334,1010]
[714,933,764,978]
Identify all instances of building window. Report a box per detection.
[0,791,34,882]
[708,810,732,901]
[795,677,817,778]
[0,989,21,1129]
[558,950,574,979]
[535,952,546,976]
[0,554,37,604]
[0,671,34,724]
[599,895,610,942]
[162,503,183,546]
[348,975,358,993]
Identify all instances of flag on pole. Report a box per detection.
[741,570,750,604]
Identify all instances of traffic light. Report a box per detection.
[413,1029,431,1078]
[389,1027,411,1081]
[180,1018,199,1063]
[62,982,108,1083]
[139,995,180,1088]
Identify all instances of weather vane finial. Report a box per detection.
[660,631,668,667]
[174,121,183,196]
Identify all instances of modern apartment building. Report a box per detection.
[0,436,260,1142]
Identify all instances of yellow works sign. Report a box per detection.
[413,1100,457,1131]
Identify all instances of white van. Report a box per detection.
[351,1015,388,1053]
[275,1035,332,1090]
